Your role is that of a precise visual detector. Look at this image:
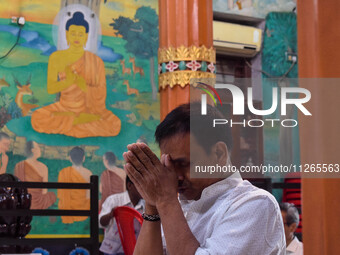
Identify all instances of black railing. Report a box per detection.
[0,175,99,255]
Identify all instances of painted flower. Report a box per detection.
[166,61,179,72]
[158,64,162,74]
[208,62,215,73]
[186,60,201,71]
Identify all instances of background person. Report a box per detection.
[124,103,286,255]
[280,202,303,255]
[99,176,144,255]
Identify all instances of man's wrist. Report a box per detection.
[156,197,179,213]
[145,203,159,215]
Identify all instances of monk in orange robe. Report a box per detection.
[57,146,92,224]
[31,12,121,138]
[14,141,56,209]
[99,151,126,211]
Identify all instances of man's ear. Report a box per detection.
[213,141,228,166]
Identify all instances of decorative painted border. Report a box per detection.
[158,45,216,89]
[159,71,216,89]
[158,45,216,63]
[158,60,216,74]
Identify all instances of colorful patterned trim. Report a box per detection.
[158,60,216,74]
[158,45,216,63]
[158,45,216,89]
[159,71,216,89]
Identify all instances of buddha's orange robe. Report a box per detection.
[14,161,56,209]
[31,51,121,138]
[57,166,90,224]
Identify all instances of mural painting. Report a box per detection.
[0,0,159,237]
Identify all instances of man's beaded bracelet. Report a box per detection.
[142,212,161,222]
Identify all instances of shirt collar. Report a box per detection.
[287,236,300,252]
[200,171,243,199]
[180,171,243,206]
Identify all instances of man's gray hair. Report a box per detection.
[279,202,300,226]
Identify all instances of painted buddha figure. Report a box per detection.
[31,12,121,138]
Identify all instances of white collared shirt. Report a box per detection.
[165,172,286,255]
[99,191,144,254]
[287,236,303,255]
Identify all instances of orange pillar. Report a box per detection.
[158,0,215,120]
[297,0,340,254]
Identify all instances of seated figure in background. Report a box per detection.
[99,151,126,211]
[58,146,92,224]
[31,11,121,138]
[280,202,303,255]
[99,176,144,255]
[14,141,56,209]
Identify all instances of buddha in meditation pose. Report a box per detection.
[58,146,92,224]
[14,141,56,209]
[31,12,121,138]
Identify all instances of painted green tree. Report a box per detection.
[110,6,159,100]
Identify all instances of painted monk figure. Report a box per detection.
[0,132,10,174]
[58,146,92,224]
[99,151,126,211]
[31,12,121,138]
[14,141,56,209]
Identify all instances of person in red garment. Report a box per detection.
[124,103,286,255]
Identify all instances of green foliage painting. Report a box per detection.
[111,6,159,99]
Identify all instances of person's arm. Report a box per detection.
[99,207,115,227]
[0,153,8,174]
[155,153,199,255]
[133,204,163,255]
[99,195,120,228]
[157,199,199,255]
[124,143,200,255]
